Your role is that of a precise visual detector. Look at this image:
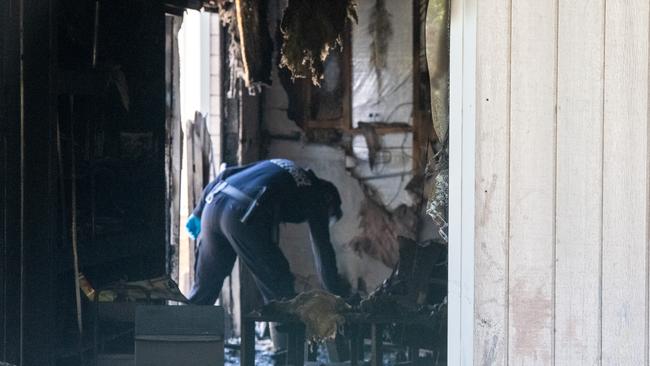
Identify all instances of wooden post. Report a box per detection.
[186,112,210,288]
[238,85,264,336]
[240,318,256,366]
[166,14,183,285]
[349,323,361,366]
[370,324,383,366]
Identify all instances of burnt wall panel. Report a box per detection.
[0,1,22,363]
[21,0,58,363]
[56,0,168,287]
[0,0,172,361]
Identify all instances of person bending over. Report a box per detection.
[185,159,348,305]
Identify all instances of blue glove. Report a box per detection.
[185,214,201,240]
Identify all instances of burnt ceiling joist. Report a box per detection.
[163,0,203,15]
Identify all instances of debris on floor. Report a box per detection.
[262,290,351,341]
[360,237,445,315]
[224,336,431,366]
[225,337,275,366]
[425,143,449,244]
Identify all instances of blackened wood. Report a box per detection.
[20,0,57,363]
[0,0,21,363]
[237,86,264,336]
[165,15,183,283]
[235,0,272,86]
[349,323,361,366]
[370,324,383,366]
[240,318,256,366]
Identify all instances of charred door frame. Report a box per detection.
[0,1,22,362]
[0,0,57,363]
[0,0,20,363]
[17,0,58,363]
[448,0,476,364]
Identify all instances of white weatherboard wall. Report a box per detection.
[471,0,650,365]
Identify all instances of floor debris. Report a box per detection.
[262,290,351,341]
[224,337,419,366]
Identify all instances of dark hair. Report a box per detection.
[305,169,343,220]
[318,179,343,221]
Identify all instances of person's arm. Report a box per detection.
[307,208,348,297]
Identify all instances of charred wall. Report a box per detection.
[0,0,169,364]
[1,0,22,364]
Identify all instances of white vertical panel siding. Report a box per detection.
[448,0,466,362]
[474,0,510,364]
[554,0,604,364]
[472,0,650,364]
[601,1,649,365]
[507,0,558,364]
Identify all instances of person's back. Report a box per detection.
[224,159,314,223]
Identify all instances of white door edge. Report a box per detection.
[448,0,476,364]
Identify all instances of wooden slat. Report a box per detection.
[508,0,557,364]
[185,113,207,290]
[166,15,183,286]
[602,1,649,364]
[238,89,264,331]
[474,0,510,364]
[554,0,605,364]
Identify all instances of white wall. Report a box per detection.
[351,0,413,127]
[259,0,419,292]
[473,0,650,364]
[178,10,210,123]
[262,60,393,291]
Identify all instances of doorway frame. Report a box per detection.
[448,0,476,363]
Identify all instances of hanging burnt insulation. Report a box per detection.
[368,0,392,97]
[212,0,272,95]
[279,0,357,85]
[213,1,244,96]
[234,0,273,88]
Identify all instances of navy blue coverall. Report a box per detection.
[188,159,347,305]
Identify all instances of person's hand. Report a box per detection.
[185,214,201,240]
